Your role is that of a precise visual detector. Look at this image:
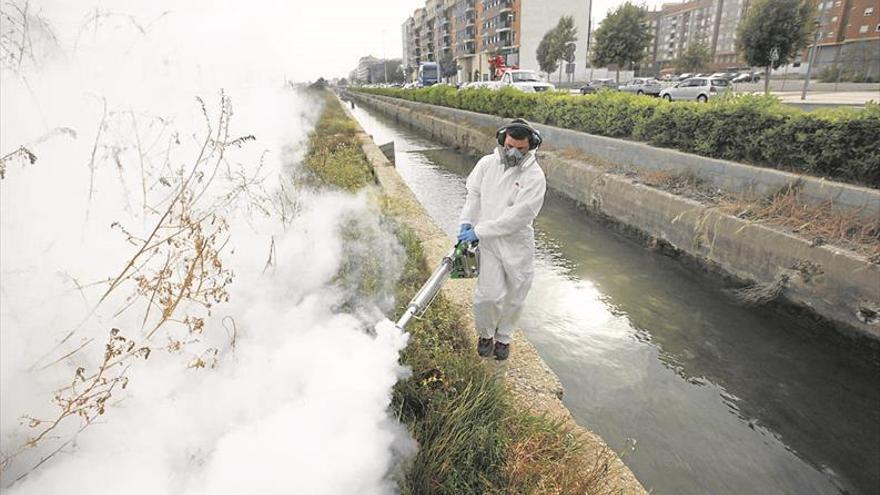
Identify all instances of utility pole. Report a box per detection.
[801,3,827,100]
[382,29,389,84]
[585,2,593,83]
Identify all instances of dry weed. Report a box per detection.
[1,92,266,481]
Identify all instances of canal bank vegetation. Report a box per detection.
[632,168,880,262]
[304,88,622,494]
[354,86,880,189]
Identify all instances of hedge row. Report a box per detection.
[354,86,880,189]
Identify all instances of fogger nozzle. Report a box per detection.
[395,249,454,330]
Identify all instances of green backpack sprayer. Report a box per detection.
[395,240,479,331]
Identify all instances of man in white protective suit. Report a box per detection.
[457,118,547,361]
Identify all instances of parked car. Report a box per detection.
[496,69,556,92]
[677,73,694,81]
[618,77,663,96]
[579,79,618,94]
[710,72,737,80]
[659,77,731,102]
[731,72,761,83]
[460,80,497,90]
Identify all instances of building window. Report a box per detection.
[865,7,874,16]
[831,16,838,22]
[876,24,880,31]
[859,24,869,33]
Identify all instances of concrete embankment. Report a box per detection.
[345,90,880,343]
[337,94,648,494]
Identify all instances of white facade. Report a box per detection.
[519,0,592,82]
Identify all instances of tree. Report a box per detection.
[677,42,711,73]
[338,77,349,86]
[536,27,560,78]
[553,15,578,84]
[737,0,814,94]
[439,51,457,82]
[591,2,652,83]
[536,17,578,83]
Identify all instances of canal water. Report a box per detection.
[348,102,880,495]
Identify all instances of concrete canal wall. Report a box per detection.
[345,90,880,342]
[336,94,649,494]
[348,92,880,221]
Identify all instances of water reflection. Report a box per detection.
[349,103,880,495]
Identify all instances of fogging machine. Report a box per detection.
[395,240,479,330]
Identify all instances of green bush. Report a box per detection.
[354,85,880,188]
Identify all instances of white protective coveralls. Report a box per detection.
[459,147,546,344]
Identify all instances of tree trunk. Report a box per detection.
[558,64,563,84]
[764,66,771,95]
[616,67,620,84]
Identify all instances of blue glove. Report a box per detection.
[459,223,472,236]
[458,227,478,243]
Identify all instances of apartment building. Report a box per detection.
[648,1,715,69]
[641,0,750,74]
[356,56,380,82]
[403,0,592,83]
[805,0,879,76]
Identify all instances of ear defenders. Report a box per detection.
[496,118,542,150]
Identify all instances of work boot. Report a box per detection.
[493,341,510,361]
[477,337,494,357]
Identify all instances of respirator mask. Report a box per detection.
[500,146,526,169]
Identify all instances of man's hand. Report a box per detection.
[458,227,478,243]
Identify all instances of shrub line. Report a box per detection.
[354,86,880,189]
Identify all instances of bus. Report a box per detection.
[418,62,439,86]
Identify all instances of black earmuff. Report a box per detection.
[496,118,542,150]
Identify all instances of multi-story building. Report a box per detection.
[641,10,662,74]
[403,0,593,83]
[640,0,748,74]
[356,56,380,82]
[804,0,879,76]
[352,56,402,84]
[453,0,479,80]
[646,0,715,73]
[641,0,878,75]
[709,0,752,65]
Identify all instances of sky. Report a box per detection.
[13,0,670,81]
[282,0,669,81]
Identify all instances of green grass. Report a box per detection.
[304,88,620,495]
[301,90,373,191]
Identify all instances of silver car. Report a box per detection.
[618,77,662,96]
[659,77,730,102]
[579,78,618,94]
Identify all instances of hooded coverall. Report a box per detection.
[459,147,546,344]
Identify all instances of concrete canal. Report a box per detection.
[348,101,880,495]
